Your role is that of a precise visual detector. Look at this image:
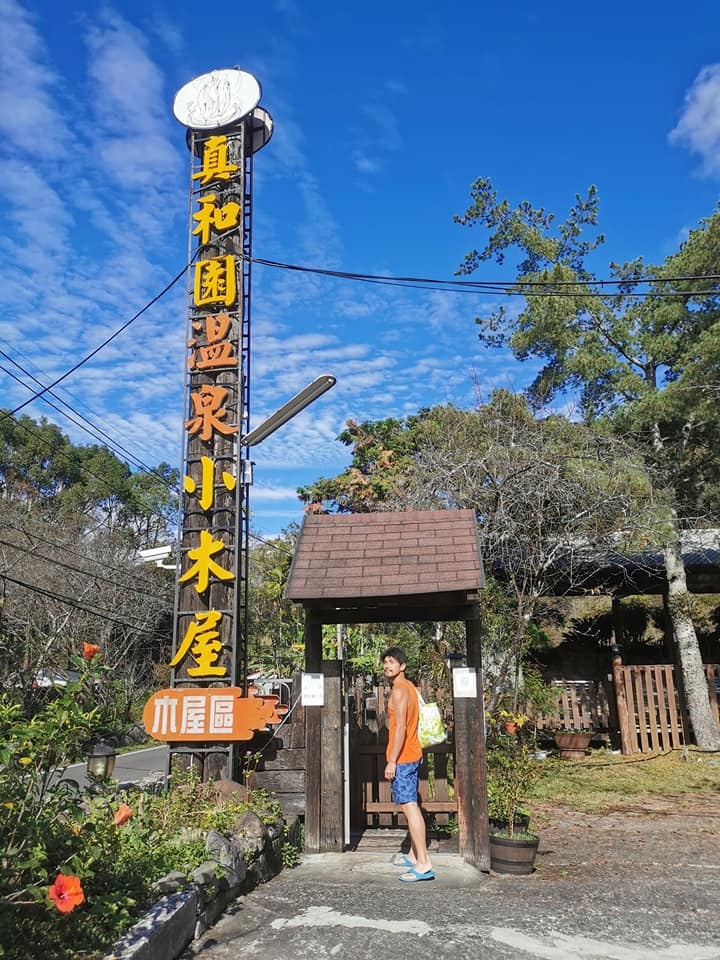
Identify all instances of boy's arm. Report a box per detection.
[385,685,409,779]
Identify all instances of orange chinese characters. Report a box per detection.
[185,384,237,442]
[184,455,236,511]
[192,135,238,187]
[194,255,237,307]
[192,193,241,245]
[188,313,237,371]
[170,609,227,678]
[178,529,234,593]
[142,688,282,741]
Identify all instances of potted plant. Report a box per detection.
[551,728,595,760]
[486,730,543,874]
[496,709,530,736]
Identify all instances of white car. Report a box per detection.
[32,669,80,688]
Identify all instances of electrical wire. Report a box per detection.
[2,257,193,421]
[0,536,165,601]
[0,353,180,489]
[0,572,164,636]
[244,253,720,299]
[1,515,165,582]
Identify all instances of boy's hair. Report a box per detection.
[381,646,407,667]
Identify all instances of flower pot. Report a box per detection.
[503,721,518,735]
[489,833,539,875]
[552,731,594,760]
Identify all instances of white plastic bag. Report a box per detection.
[417,691,447,748]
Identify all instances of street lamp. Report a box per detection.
[86,742,117,781]
[241,375,336,447]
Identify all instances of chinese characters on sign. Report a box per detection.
[143,70,274,757]
[174,130,242,685]
[143,687,288,741]
[145,123,250,739]
[173,135,242,684]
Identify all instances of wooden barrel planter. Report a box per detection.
[552,730,594,760]
[489,833,539,875]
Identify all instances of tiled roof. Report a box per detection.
[284,509,484,602]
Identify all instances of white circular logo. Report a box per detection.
[173,68,261,130]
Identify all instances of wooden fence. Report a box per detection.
[249,663,720,817]
[534,680,612,733]
[534,663,720,755]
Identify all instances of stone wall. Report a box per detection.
[103,808,300,960]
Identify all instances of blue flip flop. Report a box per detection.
[398,868,435,882]
[393,855,415,868]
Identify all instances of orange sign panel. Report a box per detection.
[142,687,285,742]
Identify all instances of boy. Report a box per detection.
[382,647,434,882]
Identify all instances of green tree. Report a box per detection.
[298,415,427,513]
[123,462,180,548]
[301,396,657,704]
[0,414,80,505]
[454,179,720,749]
[247,526,304,673]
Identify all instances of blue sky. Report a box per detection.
[2,0,720,537]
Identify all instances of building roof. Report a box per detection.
[284,509,485,603]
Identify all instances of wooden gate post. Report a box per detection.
[454,607,489,871]
[304,611,322,853]
[320,659,343,851]
[611,647,633,755]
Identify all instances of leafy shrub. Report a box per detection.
[0,659,286,960]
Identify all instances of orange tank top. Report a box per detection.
[386,675,422,763]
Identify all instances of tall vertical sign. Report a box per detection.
[142,70,278,779]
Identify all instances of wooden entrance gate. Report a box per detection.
[349,680,456,832]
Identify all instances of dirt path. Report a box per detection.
[533,793,720,880]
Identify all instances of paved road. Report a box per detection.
[185,799,720,960]
[185,848,720,960]
[62,744,168,789]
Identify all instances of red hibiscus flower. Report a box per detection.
[82,643,100,660]
[48,873,84,914]
[113,803,133,826]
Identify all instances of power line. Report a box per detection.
[0,536,165,602]
[1,515,163,582]
[0,333,161,460]
[0,572,164,636]
[244,253,720,299]
[0,360,182,500]
[2,258,193,421]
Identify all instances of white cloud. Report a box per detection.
[669,63,720,176]
[252,484,304,502]
[353,151,381,174]
[83,9,183,205]
[0,0,70,155]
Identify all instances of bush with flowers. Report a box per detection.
[0,651,287,960]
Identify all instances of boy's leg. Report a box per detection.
[401,800,432,873]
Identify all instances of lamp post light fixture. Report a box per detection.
[241,375,336,448]
[86,742,117,782]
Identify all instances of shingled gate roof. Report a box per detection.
[284,509,485,608]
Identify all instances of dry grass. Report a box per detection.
[529,746,720,813]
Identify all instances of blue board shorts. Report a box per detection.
[391,759,422,804]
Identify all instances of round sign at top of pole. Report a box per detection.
[173,68,261,130]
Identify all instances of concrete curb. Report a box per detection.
[102,816,297,960]
[103,890,197,960]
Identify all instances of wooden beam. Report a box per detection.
[454,610,489,871]
[320,660,344,852]
[297,602,479,625]
[303,612,323,852]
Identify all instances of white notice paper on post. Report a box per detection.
[301,672,324,706]
[453,667,477,699]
